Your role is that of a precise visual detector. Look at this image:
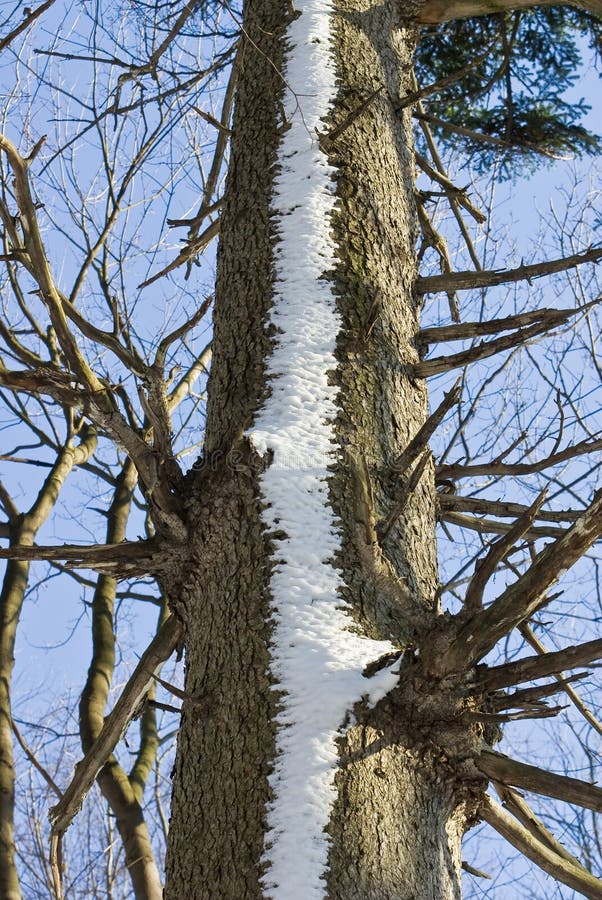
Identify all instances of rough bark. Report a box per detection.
[163,2,484,898]
[162,2,285,894]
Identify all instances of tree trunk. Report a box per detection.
[164,2,483,897]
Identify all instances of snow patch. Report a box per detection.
[248,3,399,897]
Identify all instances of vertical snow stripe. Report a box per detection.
[249,3,399,897]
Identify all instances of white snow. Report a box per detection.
[248,3,399,897]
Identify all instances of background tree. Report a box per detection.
[0,1,601,898]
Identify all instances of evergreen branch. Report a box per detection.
[413,111,572,160]
[417,248,602,295]
[480,794,602,900]
[397,42,495,117]
[477,750,602,813]
[442,490,602,670]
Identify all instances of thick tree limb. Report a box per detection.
[478,636,602,690]
[417,248,602,295]
[443,489,602,671]
[417,0,602,26]
[49,615,182,838]
[477,750,602,812]
[480,794,602,900]
[495,783,585,865]
[0,539,159,575]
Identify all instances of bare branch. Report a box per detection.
[0,539,160,575]
[477,750,602,813]
[415,309,586,378]
[463,490,547,611]
[495,782,590,865]
[437,435,602,481]
[443,490,602,670]
[415,152,486,224]
[417,249,602,295]
[439,493,582,524]
[478,636,602,691]
[49,615,182,838]
[417,0,602,26]
[389,380,460,477]
[0,0,56,54]
[440,509,565,540]
[520,625,602,738]
[480,794,602,900]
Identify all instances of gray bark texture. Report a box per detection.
[163,1,485,897]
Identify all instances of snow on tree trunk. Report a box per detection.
[164,2,479,897]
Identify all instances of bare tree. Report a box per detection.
[0,1,601,898]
